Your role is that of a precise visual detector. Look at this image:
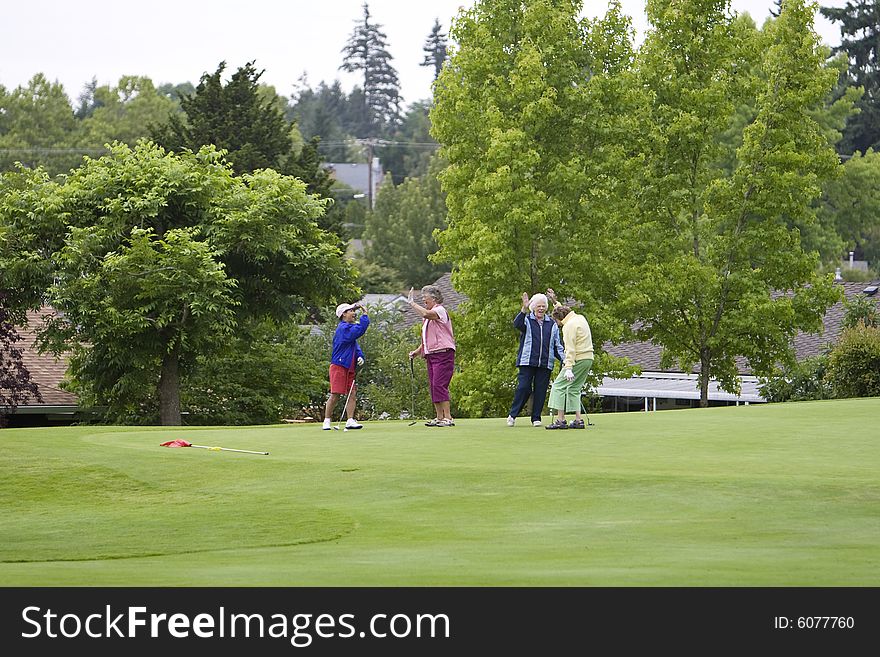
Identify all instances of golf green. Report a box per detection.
[1,397,877,586]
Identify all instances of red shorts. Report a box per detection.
[329,364,356,394]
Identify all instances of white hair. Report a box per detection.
[529,293,549,312]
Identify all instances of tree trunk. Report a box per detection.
[159,350,182,426]
[699,348,711,408]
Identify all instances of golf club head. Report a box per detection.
[332,426,339,431]
[408,421,418,426]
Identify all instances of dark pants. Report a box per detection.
[508,366,552,423]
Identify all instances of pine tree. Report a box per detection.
[421,18,449,80]
[151,61,292,174]
[821,0,880,153]
[340,2,402,134]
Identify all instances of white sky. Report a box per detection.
[1,1,849,108]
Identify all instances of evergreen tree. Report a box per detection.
[340,2,403,133]
[151,61,292,174]
[421,18,449,81]
[74,77,103,120]
[821,0,880,154]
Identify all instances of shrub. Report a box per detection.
[758,355,833,402]
[826,324,880,398]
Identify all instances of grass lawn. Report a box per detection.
[1,398,878,586]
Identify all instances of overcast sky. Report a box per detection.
[1,0,849,108]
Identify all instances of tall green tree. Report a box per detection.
[431,0,638,416]
[362,156,450,287]
[340,2,402,133]
[421,18,449,81]
[0,141,357,425]
[614,0,842,406]
[151,61,293,174]
[821,0,880,154]
[0,74,80,174]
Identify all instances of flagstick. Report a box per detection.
[189,444,269,455]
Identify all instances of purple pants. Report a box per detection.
[425,349,455,403]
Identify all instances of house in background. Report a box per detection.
[4,309,79,427]
[324,158,384,209]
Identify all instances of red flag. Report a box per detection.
[160,439,192,448]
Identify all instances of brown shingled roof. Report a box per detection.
[399,273,466,328]
[15,308,79,407]
[604,281,880,374]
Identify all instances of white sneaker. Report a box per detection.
[345,419,363,430]
[532,420,542,427]
[322,419,332,431]
[506,416,516,427]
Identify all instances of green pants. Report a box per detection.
[548,358,593,413]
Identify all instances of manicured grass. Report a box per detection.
[1,398,878,586]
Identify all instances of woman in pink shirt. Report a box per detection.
[408,284,456,427]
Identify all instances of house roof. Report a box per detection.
[13,309,79,408]
[399,272,466,328]
[603,281,880,374]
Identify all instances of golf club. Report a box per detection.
[407,356,418,426]
[338,376,357,432]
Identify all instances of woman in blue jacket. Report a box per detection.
[506,292,565,427]
[323,302,370,430]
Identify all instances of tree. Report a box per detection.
[288,80,357,160]
[380,100,439,184]
[421,18,449,81]
[0,297,42,426]
[362,157,450,287]
[151,61,293,174]
[282,136,346,239]
[431,0,638,416]
[0,74,80,174]
[76,76,177,149]
[340,2,403,133]
[821,0,880,154]
[817,149,880,266]
[0,141,358,425]
[74,77,103,120]
[614,0,842,406]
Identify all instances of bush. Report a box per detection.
[182,319,329,425]
[826,324,880,399]
[758,355,832,402]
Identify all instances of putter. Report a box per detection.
[338,376,357,431]
[407,357,418,426]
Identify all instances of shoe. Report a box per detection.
[448,419,455,426]
[437,418,453,427]
[506,416,516,427]
[532,420,542,427]
[545,419,568,430]
[425,418,441,427]
[345,419,363,430]
[570,419,585,429]
[322,419,332,431]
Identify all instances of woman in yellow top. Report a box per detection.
[545,289,593,430]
